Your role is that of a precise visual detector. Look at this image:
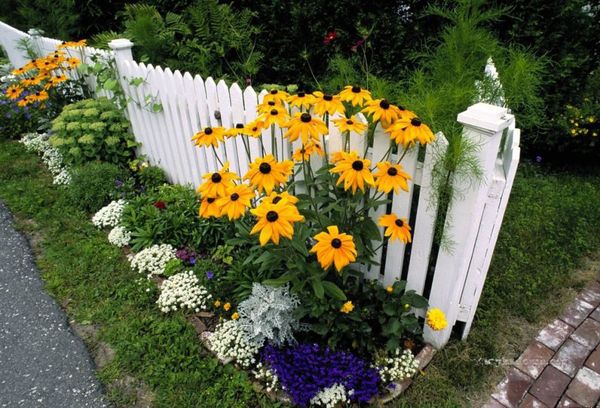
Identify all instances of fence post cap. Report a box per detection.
[108,38,134,50]
[457,102,511,134]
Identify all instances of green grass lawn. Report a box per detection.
[2,139,600,407]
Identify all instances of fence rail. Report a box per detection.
[0,21,521,348]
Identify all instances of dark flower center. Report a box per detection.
[298,91,306,97]
[252,127,258,131]
[230,193,240,201]
[323,94,333,101]
[259,162,272,174]
[352,160,364,171]
[379,100,390,109]
[204,127,213,135]
[331,238,342,249]
[270,109,278,115]
[398,105,406,111]
[211,173,222,183]
[387,167,398,176]
[411,118,422,127]
[395,219,404,227]
[300,113,311,123]
[270,90,278,94]
[346,119,354,125]
[207,197,216,203]
[272,196,283,204]
[235,123,244,129]
[266,210,279,222]
[268,101,276,106]
[35,92,40,96]
[351,86,361,93]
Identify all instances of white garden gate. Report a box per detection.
[0,21,521,348]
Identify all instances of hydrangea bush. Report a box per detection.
[49,98,136,166]
[156,271,211,313]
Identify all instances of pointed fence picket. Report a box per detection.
[0,25,522,349]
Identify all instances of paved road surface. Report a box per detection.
[0,201,109,407]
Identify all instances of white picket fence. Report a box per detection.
[0,21,521,348]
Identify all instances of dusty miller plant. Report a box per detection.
[237,283,301,346]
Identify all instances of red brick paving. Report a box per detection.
[483,276,600,408]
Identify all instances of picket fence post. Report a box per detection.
[424,103,512,349]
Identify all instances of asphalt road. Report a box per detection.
[0,201,109,408]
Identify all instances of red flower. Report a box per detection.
[323,31,337,45]
[153,200,167,210]
[351,38,366,52]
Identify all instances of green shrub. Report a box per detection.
[137,165,168,191]
[121,184,234,251]
[68,162,129,212]
[49,98,137,166]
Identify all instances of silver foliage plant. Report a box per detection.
[237,283,301,346]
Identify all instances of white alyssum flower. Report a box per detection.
[130,244,176,278]
[310,383,353,407]
[207,320,261,368]
[107,226,131,247]
[92,200,126,228]
[19,133,71,185]
[156,271,211,313]
[376,348,419,384]
[252,362,279,393]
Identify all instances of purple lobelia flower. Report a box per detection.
[176,248,197,265]
[262,343,380,406]
[205,270,214,279]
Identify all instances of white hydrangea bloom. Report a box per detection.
[130,244,176,278]
[156,271,211,313]
[107,226,131,247]
[207,320,261,368]
[252,362,279,393]
[92,200,126,228]
[376,348,419,384]
[310,383,352,407]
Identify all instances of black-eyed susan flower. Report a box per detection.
[338,85,372,106]
[332,115,367,134]
[362,98,402,125]
[250,197,304,245]
[330,150,350,164]
[257,99,283,115]
[197,162,238,197]
[224,123,245,138]
[265,191,300,205]
[313,91,345,116]
[262,88,289,105]
[287,91,316,110]
[259,105,289,128]
[6,85,22,100]
[217,184,255,220]
[379,214,412,243]
[373,162,411,194]
[198,196,221,218]
[426,308,447,331]
[330,151,375,193]
[244,154,293,193]
[241,119,265,138]
[17,97,31,107]
[284,112,328,144]
[11,67,26,76]
[29,90,49,102]
[36,59,58,71]
[292,142,324,162]
[57,39,87,49]
[386,117,435,147]
[65,57,80,69]
[310,225,357,272]
[191,126,226,148]
[340,301,354,313]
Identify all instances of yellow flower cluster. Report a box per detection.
[565,104,598,138]
[426,308,447,331]
[7,40,85,107]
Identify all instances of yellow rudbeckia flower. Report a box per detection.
[284,112,328,144]
[192,126,226,148]
[362,99,402,126]
[330,151,375,193]
[217,184,255,220]
[313,91,345,116]
[6,85,22,100]
[259,105,290,127]
[310,225,357,272]
[332,115,368,134]
[338,85,372,106]
[250,198,304,245]
[379,214,412,244]
[241,119,265,138]
[262,88,289,105]
[386,117,435,147]
[198,196,221,218]
[197,162,238,198]
[265,191,299,205]
[292,142,324,162]
[373,162,411,194]
[287,91,316,110]
[244,155,293,194]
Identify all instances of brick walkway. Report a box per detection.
[483,277,600,408]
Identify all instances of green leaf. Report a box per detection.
[263,272,295,286]
[104,78,118,91]
[383,302,398,316]
[386,337,400,351]
[322,281,347,301]
[311,278,325,299]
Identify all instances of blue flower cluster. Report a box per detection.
[262,343,380,406]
